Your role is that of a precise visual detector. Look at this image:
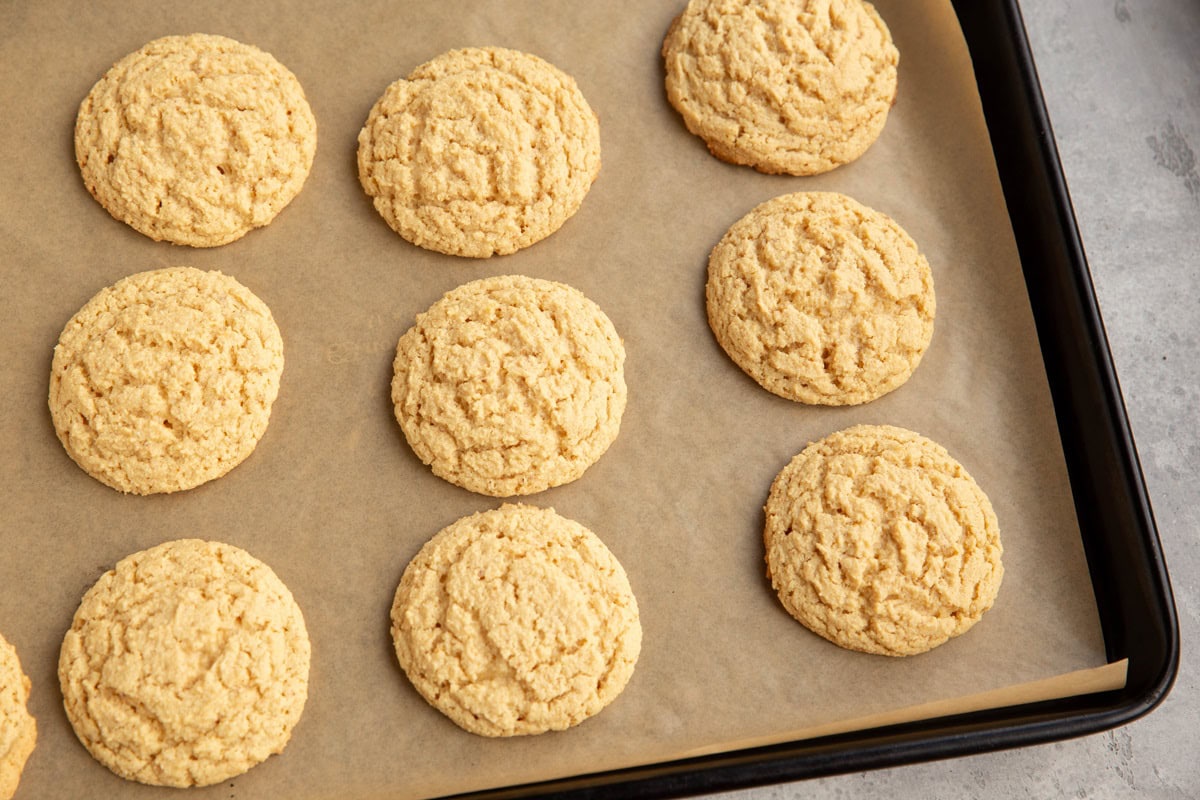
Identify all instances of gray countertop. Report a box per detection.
[723,1,1198,797]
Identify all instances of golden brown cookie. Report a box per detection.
[392,275,626,496]
[764,425,1003,656]
[49,267,285,495]
[75,33,317,247]
[706,191,934,406]
[357,47,601,258]
[0,633,36,800]
[58,539,310,787]
[662,0,898,175]
[391,504,641,736]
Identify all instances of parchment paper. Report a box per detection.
[0,1,1116,798]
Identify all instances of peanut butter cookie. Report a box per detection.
[58,539,310,786]
[764,425,1003,656]
[392,275,626,496]
[663,0,898,175]
[75,33,317,247]
[0,633,36,800]
[391,504,641,736]
[358,47,601,257]
[49,267,285,494]
[707,191,934,405]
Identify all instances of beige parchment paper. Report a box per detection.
[0,1,1116,798]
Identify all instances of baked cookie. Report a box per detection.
[49,267,285,495]
[764,425,1003,656]
[358,47,601,257]
[75,33,317,247]
[662,0,898,175]
[392,275,626,496]
[391,504,641,736]
[706,191,934,405]
[0,633,36,800]
[59,539,310,787]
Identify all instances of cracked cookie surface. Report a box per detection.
[662,0,898,175]
[391,504,641,736]
[58,539,310,787]
[357,46,601,257]
[392,275,626,496]
[706,191,934,406]
[49,266,285,495]
[0,633,36,800]
[764,425,1003,656]
[75,33,317,247]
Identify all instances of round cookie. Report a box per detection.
[706,191,934,406]
[662,0,899,175]
[0,633,36,800]
[49,266,285,495]
[357,46,601,258]
[392,275,626,496]
[391,504,641,736]
[75,33,317,247]
[763,425,1003,656]
[58,539,310,787]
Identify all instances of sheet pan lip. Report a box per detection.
[442,690,1168,800]
[444,0,1180,795]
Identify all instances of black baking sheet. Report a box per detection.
[0,0,1177,798]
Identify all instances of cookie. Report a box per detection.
[75,33,317,247]
[662,0,898,175]
[391,504,641,736]
[357,47,601,258]
[58,539,310,787]
[706,191,934,406]
[49,267,285,495]
[763,425,1003,656]
[392,275,626,496]
[0,633,36,800]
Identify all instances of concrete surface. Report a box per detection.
[714,1,1199,798]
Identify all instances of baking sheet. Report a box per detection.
[0,1,1115,798]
